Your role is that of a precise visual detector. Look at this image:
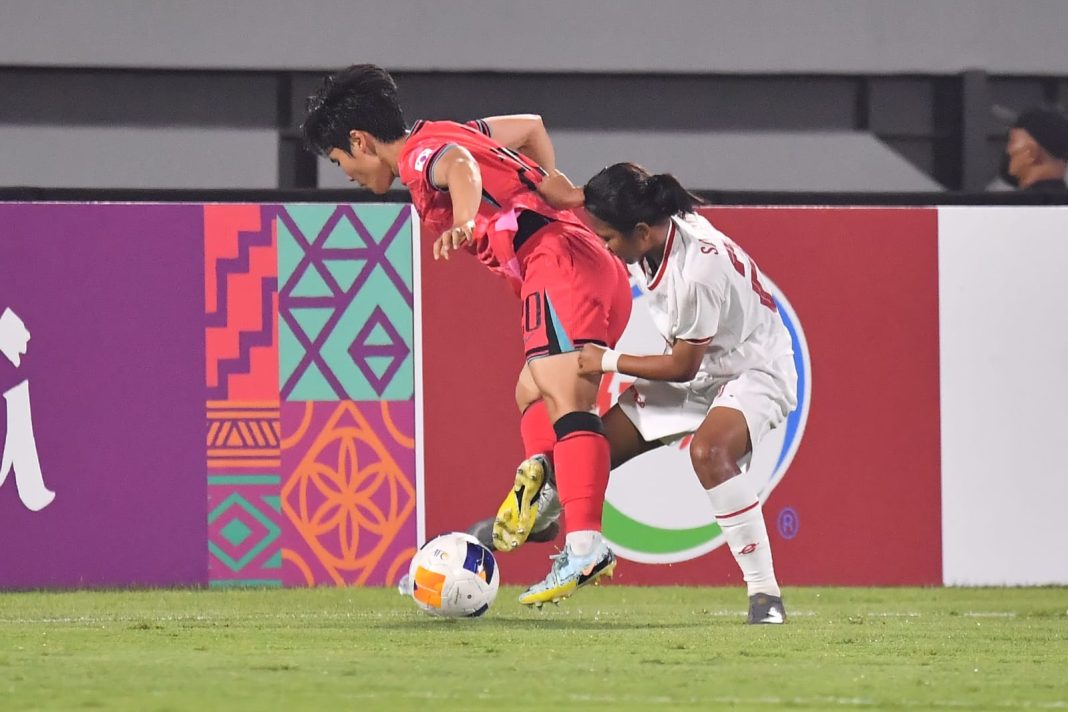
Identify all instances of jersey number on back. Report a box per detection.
[722,241,777,312]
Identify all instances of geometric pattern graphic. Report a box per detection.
[277,204,415,401]
[207,401,281,470]
[205,205,284,587]
[279,400,417,587]
[200,202,418,589]
[205,204,279,401]
[208,474,283,587]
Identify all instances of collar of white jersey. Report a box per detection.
[643,218,680,291]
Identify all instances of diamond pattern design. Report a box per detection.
[208,491,281,572]
[207,475,283,586]
[277,204,414,402]
[220,518,252,547]
[348,306,410,396]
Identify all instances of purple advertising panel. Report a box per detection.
[0,204,207,587]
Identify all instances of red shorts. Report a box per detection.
[519,223,632,360]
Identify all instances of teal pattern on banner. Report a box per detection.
[278,204,414,401]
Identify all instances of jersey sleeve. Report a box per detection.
[465,119,492,137]
[674,276,725,344]
[399,136,459,192]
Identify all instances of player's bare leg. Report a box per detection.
[691,406,785,624]
[519,352,617,606]
[603,402,664,468]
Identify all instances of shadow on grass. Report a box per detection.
[367,617,711,631]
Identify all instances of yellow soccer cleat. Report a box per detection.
[492,455,551,552]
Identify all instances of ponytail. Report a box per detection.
[584,162,703,234]
[646,173,701,218]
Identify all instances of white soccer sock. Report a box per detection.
[707,476,780,597]
[565,529,602,557]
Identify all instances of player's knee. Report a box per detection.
[689,441,740,489]
[515,389,539,414]
[553,411,604,439]
[514,372,541,414]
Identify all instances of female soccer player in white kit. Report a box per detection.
[485,162,797,623]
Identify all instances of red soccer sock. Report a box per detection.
[520,400,556,465]
[553,427,610,533]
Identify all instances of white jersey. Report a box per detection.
[631,212,793,387]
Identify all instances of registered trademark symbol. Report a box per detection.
[777,507,799,539]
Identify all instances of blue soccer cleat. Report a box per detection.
[518,539,616,607]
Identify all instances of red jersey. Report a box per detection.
[397,119,587,290]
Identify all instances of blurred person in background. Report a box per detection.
[999,108,1068,193]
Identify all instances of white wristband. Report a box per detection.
[601,349,622,373]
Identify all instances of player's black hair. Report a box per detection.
[583,162,704,233]
[301,64,408,156]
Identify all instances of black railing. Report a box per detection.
[1,187,1065,206]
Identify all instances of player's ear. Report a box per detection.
[348,130,370,155]
[633,222,652,242]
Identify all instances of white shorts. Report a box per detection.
[617,355,798,454]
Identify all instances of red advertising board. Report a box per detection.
[421,207,942,587]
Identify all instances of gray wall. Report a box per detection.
[3,0,1068,74]
[3,1,1066,192]
[317,131,943,192]
[0,127,278,189]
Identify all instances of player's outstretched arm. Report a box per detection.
[538,169,585,210]
[481,114,556,172]
[431,146,482,261]
[577,341,709,383]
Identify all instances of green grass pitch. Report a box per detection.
[2,586,1065,710]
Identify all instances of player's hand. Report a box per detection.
[434,219,475,261]
[538,170,584,210]
[577,343,607,375]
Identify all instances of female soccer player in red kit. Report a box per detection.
[302,64,631,605]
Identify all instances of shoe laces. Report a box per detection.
[546,548,569,575]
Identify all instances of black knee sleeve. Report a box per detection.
[553,411,604,439]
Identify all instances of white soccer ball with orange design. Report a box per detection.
[406,532,500,617]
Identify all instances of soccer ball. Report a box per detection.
[407,532,500,618]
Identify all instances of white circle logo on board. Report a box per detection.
[602,277,811,564]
